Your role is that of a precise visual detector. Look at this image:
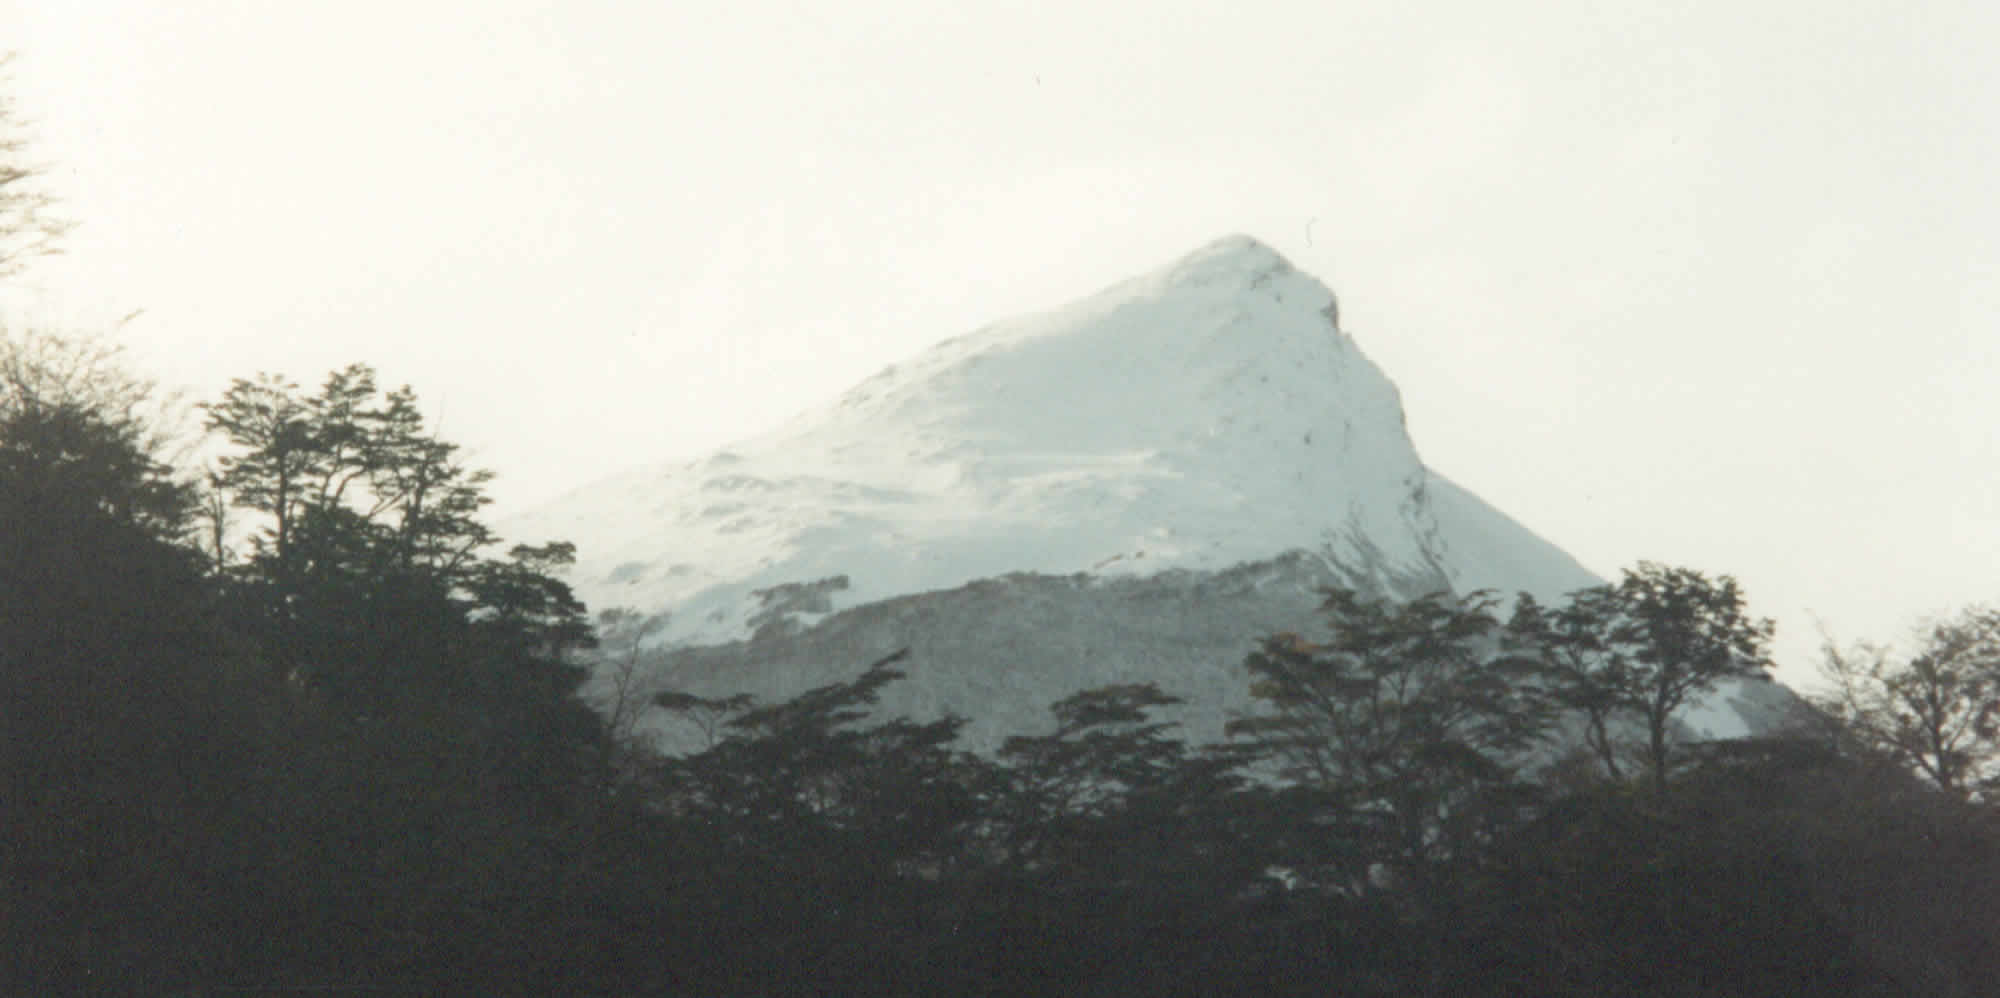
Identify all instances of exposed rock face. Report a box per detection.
[505,235,1785,750]
[646,553,1355,751]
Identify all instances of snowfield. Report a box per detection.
[503,235,1783,748]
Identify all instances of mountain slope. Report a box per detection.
[509,237,1593,632]
[504,236,1778,748]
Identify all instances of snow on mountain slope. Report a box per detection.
[503,235,1779,745]
[1422,472,1600,601]
[511,236,1579,637]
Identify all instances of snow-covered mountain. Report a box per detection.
[504,236,1790,749]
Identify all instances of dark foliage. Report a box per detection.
[8,351,1998,995]
[1,341,271,990]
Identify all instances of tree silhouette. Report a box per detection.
[1817,608,2000,799]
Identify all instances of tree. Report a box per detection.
[202,366,504,674]
[654,650,974,855]
[588,607,672,769]
[993,684,1266,887]
[996,684,1194,855]
[1606,563,1773,790]
[645,653,998,991]
[1515,564,1774,792]
[186,364,616,989]
[0,328,204,639]
[992,684,1273,967]
[201,364,604,828]
[1815,608,2000,799]
[1226,589,1556,997]
[1509,588,1635,783]
[1230,589,1551,903]
[1472,738,1912,997]
[0,331,272,990]
[0,53,73,280]
[1,326,189,470]
[205,367,524,689]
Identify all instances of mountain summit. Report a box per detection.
[505,237,1779,746]
[511,236,1589,633]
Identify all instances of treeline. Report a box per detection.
[5,340,2000,996]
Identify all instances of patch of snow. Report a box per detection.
[1678,689,1752,740]
[1423,472,1603,603]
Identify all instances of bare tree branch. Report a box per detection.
[0,53,75,281]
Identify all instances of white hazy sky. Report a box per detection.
[7,1,1997,686]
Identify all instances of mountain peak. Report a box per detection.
[510,234,1468,641]
[499,236,1759,750]
[1132,234,1334,330]
[505,236,1598,653]
[787,230,1376,477]
[1164,233,1295,283]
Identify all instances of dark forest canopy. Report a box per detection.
[5,340,2000,995]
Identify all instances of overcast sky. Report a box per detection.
[8,1,1997,685]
